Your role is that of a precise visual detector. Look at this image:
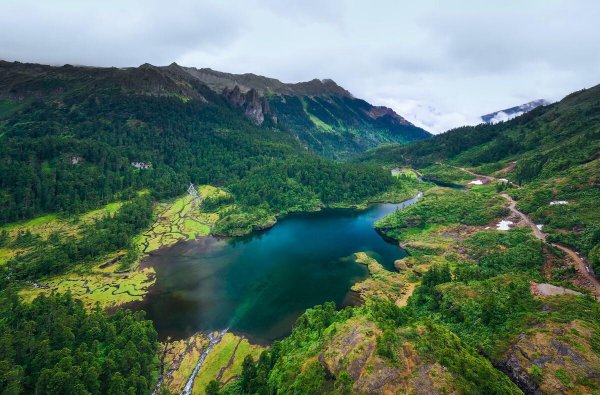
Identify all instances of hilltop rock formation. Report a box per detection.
[223,86,274,125]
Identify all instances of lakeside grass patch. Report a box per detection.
[10,187,228,309]
[19,265,156,309]
[137,185,227,253]
[352,252,405,304]
[376,186,507,240]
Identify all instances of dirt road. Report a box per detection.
[500,192,600,297]
[440,163,600,299]
[501,193,546,241]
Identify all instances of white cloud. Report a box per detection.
[379,99,483,134]
[488,111,524,124]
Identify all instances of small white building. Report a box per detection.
[71,156,82,165]
[131,161,152,170]
[391,168,401,176]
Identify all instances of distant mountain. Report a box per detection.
[0,60,430,158]
[362,86,599,171]
[481,99,551,124]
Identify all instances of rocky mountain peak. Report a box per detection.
[367,106,414,126]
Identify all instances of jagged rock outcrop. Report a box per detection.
[176,65,353,97]
[223,85,274,125]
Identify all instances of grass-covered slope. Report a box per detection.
[270,94,430,158]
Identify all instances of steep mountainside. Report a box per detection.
[174,63,431,157]
[361,86,598,168]
[0,60,430,159]
[481,99,551,124]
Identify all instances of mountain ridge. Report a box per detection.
[0,59,430,158]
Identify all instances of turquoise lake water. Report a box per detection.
[138,197,419,344]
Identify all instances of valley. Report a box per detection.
[0,59,598,395]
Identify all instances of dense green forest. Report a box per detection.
[0,61,417,234]
[0,91,296,223]
[0,291,158,394]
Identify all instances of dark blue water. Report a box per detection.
[139,197,420,344]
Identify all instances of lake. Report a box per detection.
[137,195,420,344]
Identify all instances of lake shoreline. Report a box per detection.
[132,192,424,344]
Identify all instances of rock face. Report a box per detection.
[316,318,467,394]
[500,320,600,394]
[367,105,413,126]
[223,86,274,125]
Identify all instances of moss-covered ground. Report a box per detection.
[419,163,476,184]
[156,332,265,394]
[19,265,156,309]
[351,252,420,306]
[156,333,209,394]
[137,185,227,253]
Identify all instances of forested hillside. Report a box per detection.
[0,61,431,394]
[361,84,600,269]
[361,84,599,171]
[0,60,424,229]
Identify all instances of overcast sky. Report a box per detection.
[1,0,599,133]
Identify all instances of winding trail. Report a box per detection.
[439,163,600,299]
[501,192,600,299]
[501,193,546,241]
